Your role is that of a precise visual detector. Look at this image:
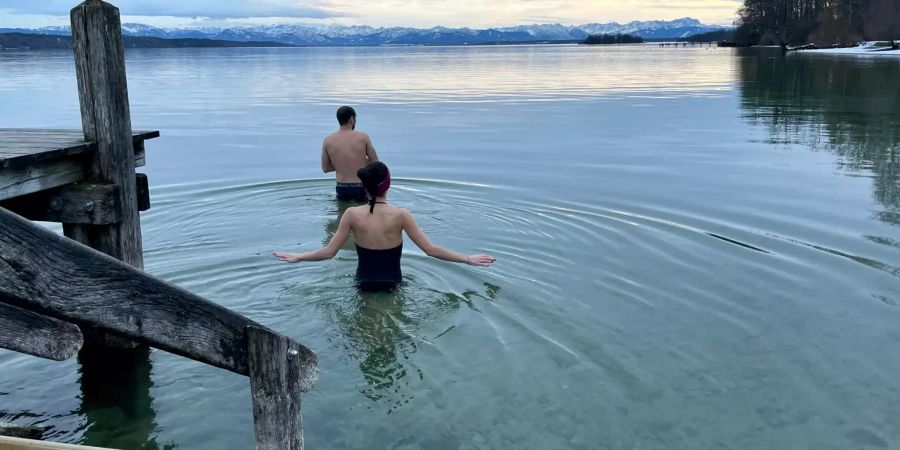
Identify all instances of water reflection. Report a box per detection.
[326,281,501,414]
[737,48,900,224]
[334,291,418,412]
[323,199,361,250]
[235,45,735,105]
[77,347,172,450]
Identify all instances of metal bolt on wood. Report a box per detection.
[49,196,64,211]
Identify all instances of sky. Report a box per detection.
[0,0,741,29]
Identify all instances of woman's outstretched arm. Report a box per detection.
[401,209,495,266]
[275,211,352,262]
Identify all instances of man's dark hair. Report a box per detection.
[336,106,356,125]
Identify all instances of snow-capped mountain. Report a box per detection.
[2,18,726,46]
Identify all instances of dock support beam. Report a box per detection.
[69,0,143,269]
[69,0,144,352]
[247,327,306,450]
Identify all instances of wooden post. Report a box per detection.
[68,0,143,269]
[68,0,143,351]
[247,326,305,450]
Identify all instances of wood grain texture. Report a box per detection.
[0,130,157,169]
[71,1,143,269]
[0,158,85,202]
[0,207,319,379]
[0,183,122,225]
[0,302,82,361]
[247,326,304,450]
[0,423,44,440]
[0,131,157,201]
[0,436,117,450]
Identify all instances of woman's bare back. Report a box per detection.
[346,204,405,249]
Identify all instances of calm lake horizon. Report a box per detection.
[1,43,899,449]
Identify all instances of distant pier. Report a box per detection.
[657,41,717,47]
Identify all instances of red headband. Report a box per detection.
[375,166,391,196]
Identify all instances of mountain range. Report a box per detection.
[1,18,727,46]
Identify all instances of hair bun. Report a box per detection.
[357,161,390,213]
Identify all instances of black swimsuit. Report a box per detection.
[355,243,402,292]
[353,201,402,291]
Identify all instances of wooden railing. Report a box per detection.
[0,205,318,448]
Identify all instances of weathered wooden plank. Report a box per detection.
[0,133,154,170]
[70,0,143,269]
[0,423,44,440]
[0,436,116,450]
[0,139,148,201]
[0,158,85,202]
[0,153,151,202]
[0,128,91,134]
[0,207,319,380]
[0,145,92,168]
[0,132,87,140]
[0,140,88,148]
[0,146,76,155]
[0,133,90,140]
[0,183,122,225]
[247,326,306,450]
[0,302,83,361]
[133,139,145,167]
[135,173,150,211]
[0,129,157,139]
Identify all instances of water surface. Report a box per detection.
[1,44,899,449]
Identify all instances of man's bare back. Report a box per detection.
[322,129,378,183]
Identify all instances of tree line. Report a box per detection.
[735,0,900,46]
[583,34,644,45]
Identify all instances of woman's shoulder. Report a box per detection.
[343,205,368,218]
[387,205,411,216]
[344,204,409,216]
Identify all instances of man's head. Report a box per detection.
[336,106,356,129]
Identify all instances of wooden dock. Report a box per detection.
[0,129,157,222]
[0,1,317,449]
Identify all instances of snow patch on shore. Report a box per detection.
[805,41,900,56]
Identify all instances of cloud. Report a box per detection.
[0,0,345,19]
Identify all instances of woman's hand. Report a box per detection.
[274,252,304,263]
[466,254,496,267]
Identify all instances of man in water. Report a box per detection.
[322,106,379,201]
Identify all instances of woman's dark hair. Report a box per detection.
[357,161,389,213]
[336,106,356,125]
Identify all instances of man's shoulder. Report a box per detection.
[352,130,371,141]
[323,131,340,143]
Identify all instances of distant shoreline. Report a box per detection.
[1,31,723,50]
[0,32,293,50]
[0,32,727,50]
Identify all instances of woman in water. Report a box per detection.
[274,161,495,291]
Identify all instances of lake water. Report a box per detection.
[1,44,899,449]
